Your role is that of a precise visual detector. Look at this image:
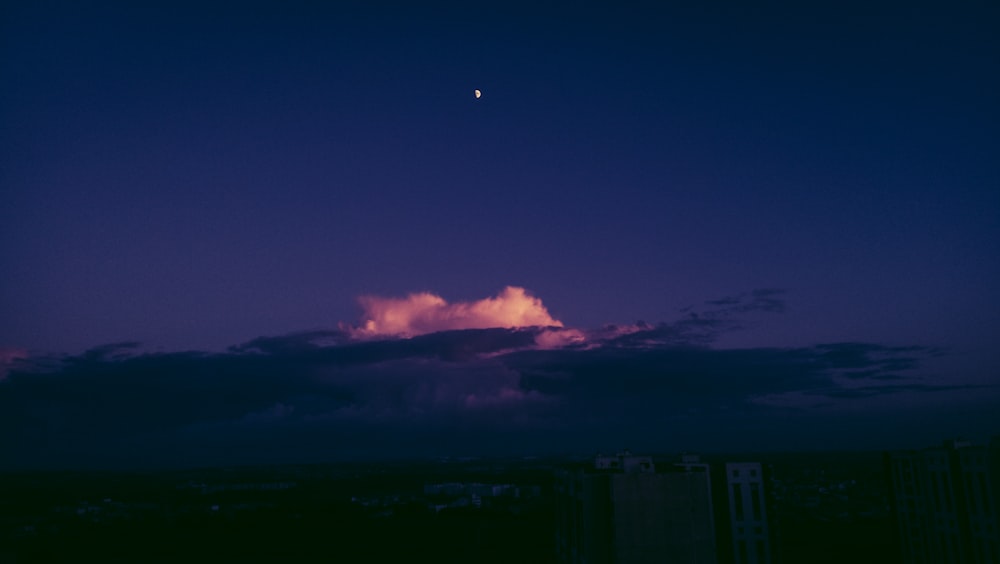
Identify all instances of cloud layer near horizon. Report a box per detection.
[2,288,993,469]
[348,286,563,338]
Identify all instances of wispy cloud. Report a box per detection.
[685,288,788,318]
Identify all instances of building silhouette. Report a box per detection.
[885,437,1000,563]
[555,451,774,564]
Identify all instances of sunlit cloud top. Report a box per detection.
[349,286,563,338]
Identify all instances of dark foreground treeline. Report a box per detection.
[0,463,555,563]
[6,502,555,563]
[0,452,899,563]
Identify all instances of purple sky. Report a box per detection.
[1,1,998,467]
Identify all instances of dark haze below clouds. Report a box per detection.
[2,291,994,470]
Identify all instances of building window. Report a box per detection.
[750,468,758,478]
[734,484,744,520]
[751,487,762,521]
[942,478,953,512]
[756,540,767,563]
[738,540,748,564]
[979,474,991,514]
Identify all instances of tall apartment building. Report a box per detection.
[723,462,773,564]
[555,451,775,564]
[555,451,718,564]
[885,437,1000,563]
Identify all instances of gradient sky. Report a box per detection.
[1,1,998,467]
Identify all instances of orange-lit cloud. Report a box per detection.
[534,328,587,349]
[349,286,563,338]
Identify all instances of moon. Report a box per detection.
[474,89,481,99]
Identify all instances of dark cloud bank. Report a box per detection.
[1,292,994,470]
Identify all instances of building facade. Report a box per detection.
[555,451,718,564]
[555,451,775,564]
[723,462,772,564]
[886,437,1000,564]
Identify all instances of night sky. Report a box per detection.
[2,1,998,469]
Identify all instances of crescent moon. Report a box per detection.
[474,89,482,99]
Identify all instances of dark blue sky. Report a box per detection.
[1,1,998,466]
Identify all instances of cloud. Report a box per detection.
[347,286,562,338]
[76,341,143,362]
[3,318,990,470]
[230,330,350,354]
[0,347,29,381]
[685,288,788,318]
[2,288,993,468]
[534,328,587,349]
